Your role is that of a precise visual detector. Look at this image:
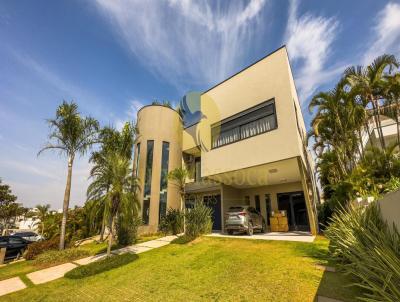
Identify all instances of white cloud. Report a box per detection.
[94,0,268,88]
[363,2,400,65]
[284,0,341,103]
[0,160,60,180]
[115,99,144,130]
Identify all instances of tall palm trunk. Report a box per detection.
[395,98,400,145]
[59,155,74,250]
[107,215,113,257]
[181,194,186,234]
[372,97,386,149]
[364,120,375,148]
[99,214,106,241]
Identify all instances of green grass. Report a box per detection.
[65,253,138,279]
[0,236,363,302]
[0,234,162,282]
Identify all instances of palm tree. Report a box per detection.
[168,167,189,234]
[38,101,99,250]
[345,54,399,149]
[87,123,136,241]
[89,153,140,256]
[35,204,50,236]
[383,73,400,145]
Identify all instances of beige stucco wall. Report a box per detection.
[199,47,305,177]
[378,190,400,231]
[136,105,182,234]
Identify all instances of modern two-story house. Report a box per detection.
[134,46,319,235]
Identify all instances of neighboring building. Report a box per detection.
[360,108,400,150]
[134,46,319,235]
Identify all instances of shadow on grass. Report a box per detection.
[292,237,365,302]
[65,253,138,279]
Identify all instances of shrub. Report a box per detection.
[384,177,400,193]
[325,202,400,301]
[185,202,212,239]
[159,208,184,235]
[33,248,90,267]
[65,253,138,279]
[117,216,141,246]
[25,236,60,260]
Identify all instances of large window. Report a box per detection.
[134,143,140,177]
[159,142,170,222]
[142,140,154,224]
[211,99,277,148]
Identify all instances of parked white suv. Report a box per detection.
[225,206,266,235]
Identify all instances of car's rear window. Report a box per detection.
[228,207,244,212]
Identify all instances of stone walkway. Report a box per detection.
[207,231,315,242]
[0,235,178,297]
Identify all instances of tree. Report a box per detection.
[89,153,140,256]
[168,167,189,234]
[87,123,136,241]
[383,73,400,145]
[35,204,50,236]
[0,179,19,232]
[38,101,99,250]
[345,54,399,149]
[87,123,140,255]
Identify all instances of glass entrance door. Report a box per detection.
[277,191,310,231]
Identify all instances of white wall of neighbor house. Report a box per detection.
[378,189,400,231]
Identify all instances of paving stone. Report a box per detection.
[316,264,336,272]
[27,262,77,284]
[136,240,171,248]
[206,232,315,243]
[156,235,178,242]
[74,253,107,265]
[0,277,26,297]
[112,245,152,255]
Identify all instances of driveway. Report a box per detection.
[207,231,315,242]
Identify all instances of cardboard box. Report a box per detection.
[278,217,288,225]
[270,224,279,232]
[270,217,279,225]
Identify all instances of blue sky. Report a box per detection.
[1,0,400,209]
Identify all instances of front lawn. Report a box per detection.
[0,234,162,282]
[0,236,362,302]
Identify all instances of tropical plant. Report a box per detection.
[87,123,136,241]
[384,177,400,193]
[345,54,399,149]
[100,153,140,256]
[168,167,189,233]
[325,202,400,301]
[35,204,50,236]
[159,208,184,235]
[38,101,99,249]
[185,201,212,239]
[309,54,400,218]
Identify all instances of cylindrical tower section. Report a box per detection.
[134,105,182,234]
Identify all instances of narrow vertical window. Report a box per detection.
[265,194,271,226]
[255,195,261,212]
[159,142,169,222]
[142,140,154,225]
[134,143,140,177]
